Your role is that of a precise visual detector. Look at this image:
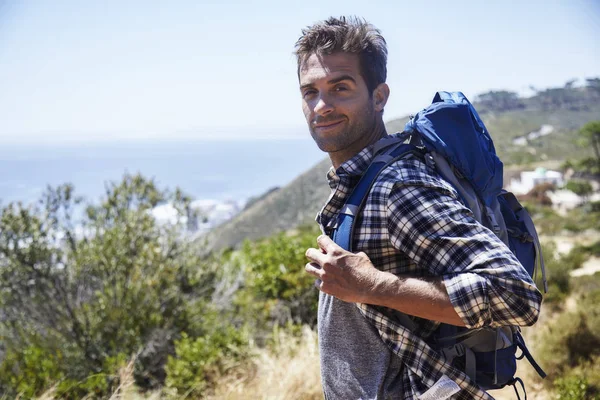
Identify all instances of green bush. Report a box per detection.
[570,271,600,295]
[524,203,565,235]
[0,340,129,399]
[525,201,600,235]
[588,201,600,214]
[554,374,596,400]
[0,342,69,398]
[236,224,321,330]
[581,240,600,257]
[537,312,600,382]
[165,319,249,398]
[0,175,224,398]
[565,180,593,198]
[537,242,572,306]
[552,355,600,400]
[573,157,600,175]
[539,241,594,306]
[536,283,600,385]
[564,206,600,233]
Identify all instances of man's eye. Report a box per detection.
[335,85,348,92]
[303,90,317,98]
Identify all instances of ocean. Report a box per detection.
[0,137,328,206]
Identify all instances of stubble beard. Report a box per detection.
[310,109,377,155]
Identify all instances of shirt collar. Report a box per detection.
[326,132,404,184]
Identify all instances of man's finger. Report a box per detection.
[305,262,323,278]
[305,247,326,264]
[317,234,338,253]
[314,279,323,290]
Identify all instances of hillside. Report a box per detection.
[204,81,600,252]
[202,157,332,252]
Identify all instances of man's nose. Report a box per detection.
[313,95,334,116]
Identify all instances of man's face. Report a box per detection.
[299,52,377,156]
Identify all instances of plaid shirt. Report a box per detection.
[316,133,542,400]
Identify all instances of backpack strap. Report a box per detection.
[514,331,547,379]
[331,135,422,333]
[500,191,548,293]
[332,135,420,252]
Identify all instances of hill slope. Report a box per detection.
[202,157,331,252]
[204,82,600,251]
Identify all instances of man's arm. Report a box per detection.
[306,179,542,329]
[385,182,542,329]
[305,235,466,326]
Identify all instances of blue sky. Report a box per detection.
[0,0,598,144]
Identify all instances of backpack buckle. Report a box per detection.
[425,153,436,168]
[486,206,501,234]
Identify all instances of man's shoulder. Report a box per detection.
[374,156,458,196]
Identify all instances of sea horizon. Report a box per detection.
[0,137,328,207]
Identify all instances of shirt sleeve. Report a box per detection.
[386,181,542,329]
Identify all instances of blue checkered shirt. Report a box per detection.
[316,133,542,400]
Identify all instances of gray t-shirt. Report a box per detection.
[318,292,404,399]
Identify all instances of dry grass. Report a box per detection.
[108,359,137,400]
[32,322,553,400]
[31,328,321,400]
[35,385,58,400]
[208,326,322,400]
[34,358,162,400]
[37,279,588,400]
[32,323,557,400]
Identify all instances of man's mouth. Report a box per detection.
[314,120,344,130]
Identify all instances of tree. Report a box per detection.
[578,121,600,163]
[564,79,577,89]
[0,174,228,398]
[586,77,600,90]
[565,180,594,204]
[475,90,525,112]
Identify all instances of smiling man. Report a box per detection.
[299,50,388,169]
[295,16,542,399]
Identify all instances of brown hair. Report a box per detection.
[294,16,388,94]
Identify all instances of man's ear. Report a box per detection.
[373,83,390,113]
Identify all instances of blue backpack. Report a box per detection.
[331,92,547,397]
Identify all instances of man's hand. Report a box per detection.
[305,235,466,326]
[305,235,386,303]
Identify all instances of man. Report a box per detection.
[296,16,542,399]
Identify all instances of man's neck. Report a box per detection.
[329,124,388,170]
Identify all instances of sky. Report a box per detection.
[0,0,598,145]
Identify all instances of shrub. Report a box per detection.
[525,199,600,235]
[236,224,321,330]
[0,175,223,398]
[565,180,593,198]
[553,355,600,400]
[554,374,595,400]
[536,280,600,386]
[588,201,600,213]
[524,203,565,235]
[537,312,600,383]
[521,182,556,206]
[537,242,573,306]
[165,319,250,398]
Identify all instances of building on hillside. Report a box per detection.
[507,167,564,195]
[150,199,243,235]
[511,125,555,146]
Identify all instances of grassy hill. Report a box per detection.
[204,82,600,252]
[202,157,332,252]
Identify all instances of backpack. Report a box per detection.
[330,91,547,397]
